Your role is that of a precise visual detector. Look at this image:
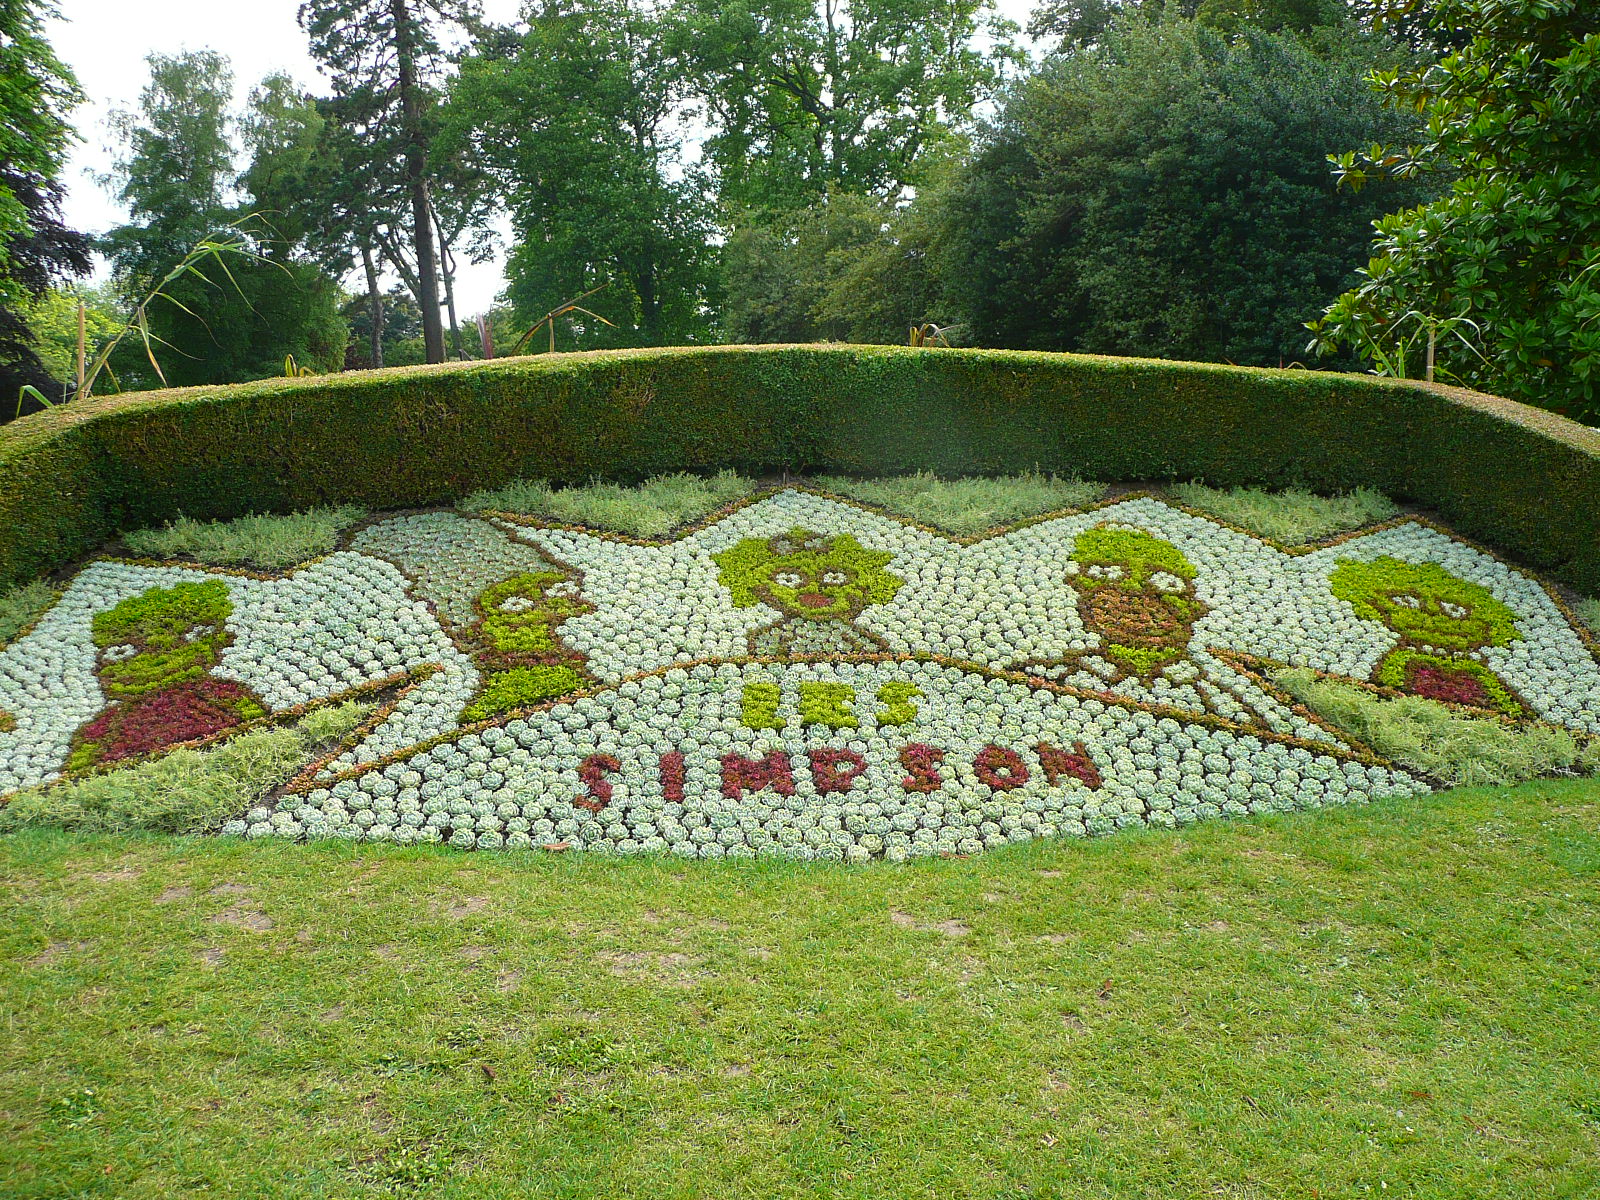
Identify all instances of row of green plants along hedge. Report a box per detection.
[1,345,1597,591]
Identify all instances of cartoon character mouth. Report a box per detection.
[1083,587,1190,646]
[798,592,833,609]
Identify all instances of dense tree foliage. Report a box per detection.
[1309,0,1600,422]
[18,281,119,387]
[101,52,347,388]
[300,0,483,363]
[1029,0,1343,47]
[718,187,952,344]
[0,171,90,412]
[450,0,716,347]
[678,0,1010,211]
[0,0,79,283]
[0,0,89,414]
[102,52,237,282]
[11,0,1595,417]
[341,284,423,368]
[933,14,1427,366]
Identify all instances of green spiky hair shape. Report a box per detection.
[1329,556,1521,653]
[1072,526,1197,584]
[714,528,903,621]
[92,580,232,645]
[90,580,236,698]
[473,570,590,659]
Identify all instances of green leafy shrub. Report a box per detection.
[947,15,1427,368]
[813,472,1103,535]
[463,470,752,536]
[1168,483,1399,544]
[1274,667,1589,787]
[0,578,59,645]
[1310,0,1600,424]
[0,700,370,835]
[1,347,1597,593]
[121,506,366,570]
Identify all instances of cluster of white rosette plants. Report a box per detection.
[0,488,1595,857]
[252,660,1428,858]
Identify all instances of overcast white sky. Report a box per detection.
[47,0,1037,316]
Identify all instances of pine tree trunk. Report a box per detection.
[361,242,385,369]
[391,0,444,363]
[436,208,464,359]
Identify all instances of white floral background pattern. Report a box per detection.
[2,488,1596,854]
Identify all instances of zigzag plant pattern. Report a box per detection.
[0,487,1595,857]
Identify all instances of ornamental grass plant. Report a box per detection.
[0,700,370,836]
[1578,597,1600,634]
[463,470,755,536]
[1273,667,1591,786]
[0,578,59,645]
[1168,482,1399,544]
[121,506,368,570]
[811,471,1104,535]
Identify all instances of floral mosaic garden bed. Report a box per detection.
[1,485,1596,859]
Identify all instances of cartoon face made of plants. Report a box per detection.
[714,528,904,658]
[472,571,595,667]
[1039,525,1208,682]
[1329,556,1525,716]
[459,569,598,723]
[68,580,267,772]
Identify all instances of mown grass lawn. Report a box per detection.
[3,779,1598,1199]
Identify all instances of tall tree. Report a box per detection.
[236,75,412,367]
[678,0,1011,212]
[0,0,82,292]
[939,13,1428,365]
[101,52,348,387]
[315,94,416,368]
[1310,0,1600,423]
[719,189,920,343]
[238,74,332,258]
[1028,0,1343,48]
[449,0,714,347]
[101,51,237,287]
[0,0,91,413]
[300,0,481,363]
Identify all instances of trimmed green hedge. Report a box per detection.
[3,344,1598,592]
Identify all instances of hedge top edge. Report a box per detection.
[9,343,1596,450]
[0,344,1596,596]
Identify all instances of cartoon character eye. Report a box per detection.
[1149,571,1187,594]
[498,595,539,614]
[103,643,139,662]
[547,581,579,599]
[801,536,830,552]
[1439,601,1468,619]
[1391,593,1422,609]
[182,626,209,642]
[1086,564,1124,581]
[772,571,804,590]
[820,569,849,586]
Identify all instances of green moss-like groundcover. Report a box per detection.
[1,345,1597,593]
